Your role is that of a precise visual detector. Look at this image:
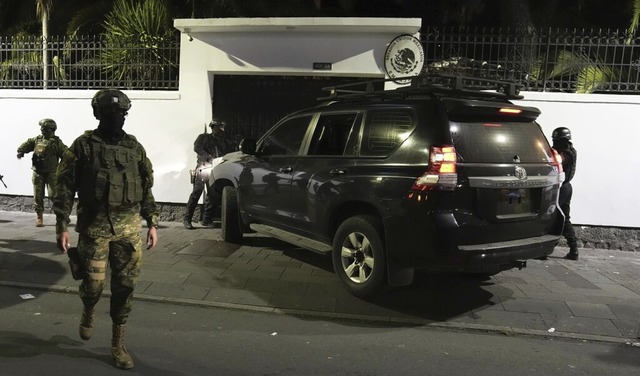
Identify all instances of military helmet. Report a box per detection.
[552,127,571,141]
[39,118,57,131]
[209,117,226,128]
[91,89,131,119]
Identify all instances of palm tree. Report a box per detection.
[628,0,640,35]
[100,0,177,88]
[36,0,52,88]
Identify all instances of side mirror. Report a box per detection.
[239,138,256,155]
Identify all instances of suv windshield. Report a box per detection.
[450,121,553,163]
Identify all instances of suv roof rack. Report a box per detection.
[318,73,524,102]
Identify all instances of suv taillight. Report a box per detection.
[551,148,563,173]
[551,148,565,183]
[411,145,458,192]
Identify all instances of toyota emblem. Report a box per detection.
[515,166,527,180]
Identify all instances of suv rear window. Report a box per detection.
[451,121,553,163]
[360,109,415,156]
[308,113,358,156]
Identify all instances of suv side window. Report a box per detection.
[308,113,358,156]
[360,109,415,156]
[259,115,312,156]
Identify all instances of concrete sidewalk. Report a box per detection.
[1,210,639,344]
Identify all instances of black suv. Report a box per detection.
[210,74,564,298]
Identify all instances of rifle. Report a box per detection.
[0,174,6,188]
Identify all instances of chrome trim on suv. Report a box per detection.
[468,175,557,188]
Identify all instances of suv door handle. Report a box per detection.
[330,168,348,175]
[279,166,293,174]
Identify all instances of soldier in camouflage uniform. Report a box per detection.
[17,118,67,227]
[183,118,232,229]
[53,89,159,370]
[205,118,238,216]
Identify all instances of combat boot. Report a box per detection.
[111,324,134,369]
[79,306,95,340]
[36,213,44,227]
[564,251,579,260]
[565,242,579,261]
[183,216,194,229]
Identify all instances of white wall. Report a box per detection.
[521,92,640,228]
[0,18,638,228]
[1,90,195,203]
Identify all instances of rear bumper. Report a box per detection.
[386,207,560,269]
[451,234,559,272]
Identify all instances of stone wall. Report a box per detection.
[1,194,195,225]
[2,193,638,252]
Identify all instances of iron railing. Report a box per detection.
[0,34,180,90]
[421,27,640,93]
[1,28,640,93]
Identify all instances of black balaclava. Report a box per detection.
[96,109,127,144]
[552,138,570,151]
[41,127,55,139]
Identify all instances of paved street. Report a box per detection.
[1,210,639,344]
[2,286,639,376]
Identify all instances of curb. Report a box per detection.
[3,280,638,347]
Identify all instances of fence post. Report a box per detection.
[542,28,551,92]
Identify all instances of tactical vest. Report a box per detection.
[80,133,144,206]
[32,136,55,172]
[562,145,577,184]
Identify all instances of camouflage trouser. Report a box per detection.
[185,178,214,222]
[78,231,143,325]
[32,171,56,214]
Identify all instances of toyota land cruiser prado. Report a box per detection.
[210,74,565,298]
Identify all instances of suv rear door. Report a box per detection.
[444,99,560,243]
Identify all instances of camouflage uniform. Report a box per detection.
[17,121,67,220]
[53,88,156,370]
[184,119,236,227]
[184,131,218,227]
[211,122,237,156]
[205,121,238,214]
[53,130,158,324]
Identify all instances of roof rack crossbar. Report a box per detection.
[318,73,523,102]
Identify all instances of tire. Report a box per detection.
[221,186,243,243]
[332,215,386,298]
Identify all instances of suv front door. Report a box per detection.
[289,112,360,235]
[242,115,313,225]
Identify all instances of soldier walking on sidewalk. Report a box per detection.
[53,89,159,370]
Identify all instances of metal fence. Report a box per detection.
[421,27,640,93]
[1,28,640,93]
[0,34,180,90]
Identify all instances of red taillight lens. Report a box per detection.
[552,148,563,173]
[551,148,565,183]
[411,145,458,192]
[431,146,457,173]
